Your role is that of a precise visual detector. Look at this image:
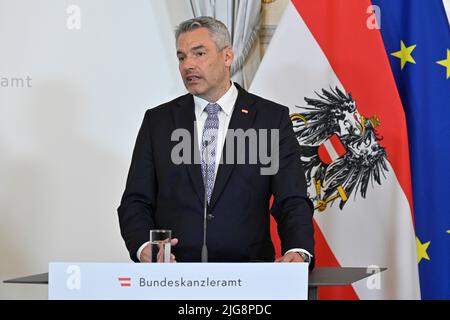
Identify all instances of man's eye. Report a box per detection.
[178,57,184,62]
[195,52,205,56]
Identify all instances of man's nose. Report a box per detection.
[181,56,196,71]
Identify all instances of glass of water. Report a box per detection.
[149,229,171,263]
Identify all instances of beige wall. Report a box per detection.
[0,0,192,299]
[260,0,289,57]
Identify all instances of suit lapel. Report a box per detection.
[209,85,257,209]
[172,94,205,205]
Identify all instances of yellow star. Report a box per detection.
[391,40,417,70]
[447,230,450,234]
[436,49,450,79]
[416,237,431,263]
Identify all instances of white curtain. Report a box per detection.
[189,0,262,89]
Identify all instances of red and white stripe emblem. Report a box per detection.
[118,277,131,287]
[318,134,346,164]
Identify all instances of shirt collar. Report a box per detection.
[194,82,238,117]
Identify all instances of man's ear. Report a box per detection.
[223,47,234,68]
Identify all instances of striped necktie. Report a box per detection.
[201,103,220,203]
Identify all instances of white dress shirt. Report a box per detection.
[137,83,312,262]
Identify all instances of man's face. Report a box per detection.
[176,28,233,102]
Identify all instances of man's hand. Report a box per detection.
[275,251,305,263]
[140,238,179,262]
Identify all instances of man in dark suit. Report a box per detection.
[118,16,314,268]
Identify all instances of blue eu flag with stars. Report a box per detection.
[372,0,450,299]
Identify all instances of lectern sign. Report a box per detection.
[48,262,308,300]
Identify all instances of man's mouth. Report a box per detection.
[186,75,202,83]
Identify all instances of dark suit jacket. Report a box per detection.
[118,83,314,267]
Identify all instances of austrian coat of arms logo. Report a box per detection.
[290,87,389,212]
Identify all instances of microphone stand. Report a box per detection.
[201,140,209,263]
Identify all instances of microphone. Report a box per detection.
[201,140,209,263]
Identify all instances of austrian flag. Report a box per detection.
[251,0,420,299]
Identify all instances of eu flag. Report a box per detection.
[372,0,450,299]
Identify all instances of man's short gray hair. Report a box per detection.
[175,16,231,51]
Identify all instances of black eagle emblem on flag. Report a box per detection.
[291,87,389,211]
